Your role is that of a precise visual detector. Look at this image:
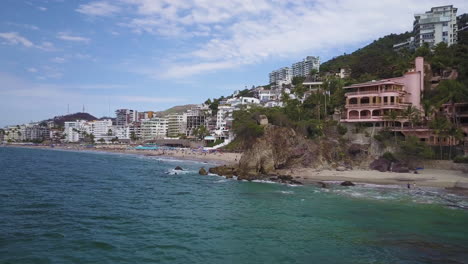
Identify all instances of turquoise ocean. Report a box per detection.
[1,146,467,263]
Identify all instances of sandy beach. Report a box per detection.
[277,167,468,189]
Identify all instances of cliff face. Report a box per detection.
[237,125,304,179]
[237,125,369,180]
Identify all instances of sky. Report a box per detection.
[0,0,467,127]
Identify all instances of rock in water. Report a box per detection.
[208,166,238,177]
[199,167,208,175]
[174,166,183,171]
[316,181,328,188]
[340,181,355,186]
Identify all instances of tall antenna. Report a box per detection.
[82,104,85,113]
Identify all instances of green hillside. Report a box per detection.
[320,32,413,81]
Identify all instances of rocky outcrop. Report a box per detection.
[390,162,410,173]
[370,157,410,173]
[268,175,303,185]
[340,181,355,186]
[237,125,306,180]
[208,166,238,178]
[174,166,183,171]
[235,124,370,180]
[370,157,391,172]
[198,167,208,175]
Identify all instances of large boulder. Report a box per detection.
[340,181,355,186]
[174,166,183,171]
[370,157,391,172]
[208,166,238,177]
[391,162,410,173]
[199,167,208,175]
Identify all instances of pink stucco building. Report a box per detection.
[341,57,425,125]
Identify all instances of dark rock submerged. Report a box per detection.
[198,167,208,175]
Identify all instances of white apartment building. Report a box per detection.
[226,97,260,108]
[4,125,23,142]
[166,114,187,137]
[269,67,292,84]
[414,5,458,47]
[141,118,168,141]
[86,119,114,142]
[64,120,87,142]
[292,56,320,77]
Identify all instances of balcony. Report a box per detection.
[345,102,410,109]
[345,89,404,96]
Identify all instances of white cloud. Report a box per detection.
[38,6,47,11]
[0,32,56,51]
[57,32,90,43]
[76,1,121,16]
[0,32,34,47]
[37,41,57,51]
[78,0,468,79]
[51,57,66,63]
[27,67,38,73]
[6,23,39,31]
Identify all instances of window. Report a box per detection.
[443,31,448,36]
[443,22,448,26]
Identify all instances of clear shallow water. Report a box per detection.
[1,147,468,264]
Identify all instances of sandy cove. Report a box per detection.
[276,167,468,189]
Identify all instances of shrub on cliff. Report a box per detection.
[453,156,468,163]
[397,136,433,163]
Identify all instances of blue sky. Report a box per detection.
[1,0,467,127]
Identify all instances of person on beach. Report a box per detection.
[407,183,411,189]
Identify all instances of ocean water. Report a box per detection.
[1,147,468,264]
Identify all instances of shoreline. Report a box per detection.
[276,167,468,194]
[2,144,240,166]
[3,144,468,194]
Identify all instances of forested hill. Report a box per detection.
[47,112,97,127]
[320,32,413,81]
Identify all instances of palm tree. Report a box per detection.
[402,106,420,128]
[384,110,399,143]
[421,99,434,125]
[447,126,464,160]
[429,115,451,159]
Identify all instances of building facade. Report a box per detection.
[115,109,137,127]
[292,56,320,77]
[269,67,292,84]
[414,5,458,47]
[141,118,168,141]
[166,114,187,137]
[341,57,425,125]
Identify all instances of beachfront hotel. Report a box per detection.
[341,57,424,126]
